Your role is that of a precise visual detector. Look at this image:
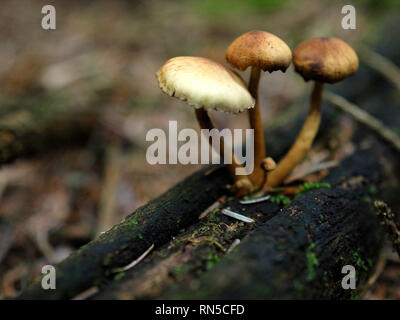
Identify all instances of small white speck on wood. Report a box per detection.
[71,286,99,300]
[239,195,271,205]
[222,209,255,223]
[111,243,155,273]
[227,239,241,254]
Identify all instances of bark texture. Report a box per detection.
[160,147,389,299]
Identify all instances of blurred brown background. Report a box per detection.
[0,0,399,299]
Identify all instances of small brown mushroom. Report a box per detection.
[156,56,255,195]
[226,30,292,189]
[266,37,359,188]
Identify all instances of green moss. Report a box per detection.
[207,208,221,223]
[349,292,359,300]
[296,182,331,194]
[362,196,375,212]
[323,271,329,288]
[136,233,144,239]
[253,283,272,296]
[362,195,372,204]
[270,194,291,206]
[268,182,331,208]
[205,252,220,270]
[306,242,319,281]
[368,185,377,195]
[278,244,287,250]
[172,265,191,280]
[103,256,112,266]
[113,272,125,281]
[128,219,139,227]
[353,251,369,271]
[293,279,304,292]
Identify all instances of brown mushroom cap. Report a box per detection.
[293,37,359,84]
[226,30,292,72]
[156,56,255,113]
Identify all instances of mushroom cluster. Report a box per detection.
[156,33,358,197]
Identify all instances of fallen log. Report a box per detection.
[159,146,390,299]
[93,142,396,300]
[18,100,320,300]
[0,108,97,166]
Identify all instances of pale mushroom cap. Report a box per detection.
[226,30,292,72]
[293,37,359,84]
[156,56,255,113]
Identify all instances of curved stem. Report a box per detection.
[195,108,252,195]
[247,67,266,189]
[265,82,324,188]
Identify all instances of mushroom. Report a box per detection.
[226,30,292,189]
[156,56,256,195]
[266,37,359,188]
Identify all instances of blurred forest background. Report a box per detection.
[0,0,399,299]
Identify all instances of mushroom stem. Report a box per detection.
[265,81,324,188]
[247,67,266,189]
[194,108,253,195]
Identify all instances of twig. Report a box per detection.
[374,200,400,257]
[199,196,226,219]
[226,239,241,254]
[325,91,400,152]
[97,145,122,235]
[240,195,270,205]
[360,46,400,92]
[186,236,226,252]
[35,230,55,263]
[71,286,99,300]
[284,160,338,184]
[359,254,387,299]
[111,244,155,273]
[221,209,255,223]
